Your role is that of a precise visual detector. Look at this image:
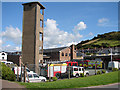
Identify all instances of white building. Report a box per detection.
[0,51,7,61]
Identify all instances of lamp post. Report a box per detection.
[110,48,113,70]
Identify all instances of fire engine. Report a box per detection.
[40,63,68,79]
[65,61,78,66]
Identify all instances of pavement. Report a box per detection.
[0,79,26,90]
[61,83,120,90]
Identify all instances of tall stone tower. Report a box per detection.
[22,2,45,74]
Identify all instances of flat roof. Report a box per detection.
[22,2,45,9]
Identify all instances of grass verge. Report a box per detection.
[19,71,119,89]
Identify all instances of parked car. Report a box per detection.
[1,61,14,65]
[72,66,89,77]
[26,72,47,82]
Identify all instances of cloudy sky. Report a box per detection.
[1,1,118,51]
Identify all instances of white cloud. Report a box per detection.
[98,18,109,26]
[44,19,83,49]
[73,21,87,31]
[2,45,21,52]
[1,25,22,45]
[98,18,109,23]
[0,39,2,51]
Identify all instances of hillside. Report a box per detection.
[76,31,120,49]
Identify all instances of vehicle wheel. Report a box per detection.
[41,79,45,82]
[75,74,79,78]
[86,73,89,77]
[55,73,60,79]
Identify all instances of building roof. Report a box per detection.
[97,47,120,54]
[43,47,67,53]
[22,2,45,9]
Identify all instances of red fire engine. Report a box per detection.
[65,61,78,66]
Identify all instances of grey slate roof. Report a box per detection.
[43,47,67,53]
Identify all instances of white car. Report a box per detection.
[72,66,89,77]
[26,72,47,82]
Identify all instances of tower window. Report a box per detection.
[39,32,42,41]
[40,9,43,15]
[40,19,43,27]
[39,46,42,54]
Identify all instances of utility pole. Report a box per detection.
[17,66,19,81]
[21,63,22,82]
[68,65,70,79]
[83,49,85,75]
[24,64,26,82]
[95,61,97,75]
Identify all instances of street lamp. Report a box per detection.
[110,48,113,70]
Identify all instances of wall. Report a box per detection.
[59,47,71,61]
[7,55,21,66]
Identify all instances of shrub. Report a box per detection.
[1,63,16,81]
[102,70,106,74]
[97,70,101,75]
[112,68,118,71]
[80,73,84,77]
[52,76,57,81]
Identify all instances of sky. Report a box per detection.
[0,1,118,52]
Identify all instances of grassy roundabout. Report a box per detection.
[19,71,119,89]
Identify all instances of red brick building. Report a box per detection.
[43,45,76,62]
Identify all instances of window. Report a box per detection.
[39,32,42,41]
[2,57,4,60]
[75,63,77,66]
[39,46,42,54]
[69,63,71,66]
[28,74,32,78]
[33,74,39,78]
[40,9,43,15]
[62,53,64,56]
[74,68,78,71]
[79,68,82,71]
[69,53,71,56]
[65,53,67,56]
[2,53,5,55]
[26,68,30,72]
[40,19,43,27]
[82,68,84,71]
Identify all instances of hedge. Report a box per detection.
[1,63,16,81]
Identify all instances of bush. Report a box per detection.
[52,76,58,81]
[80,73,84,77]
[97,71,101,75]
[112,68,118,71]
[1,63,16,81]
[102,70,106,74]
